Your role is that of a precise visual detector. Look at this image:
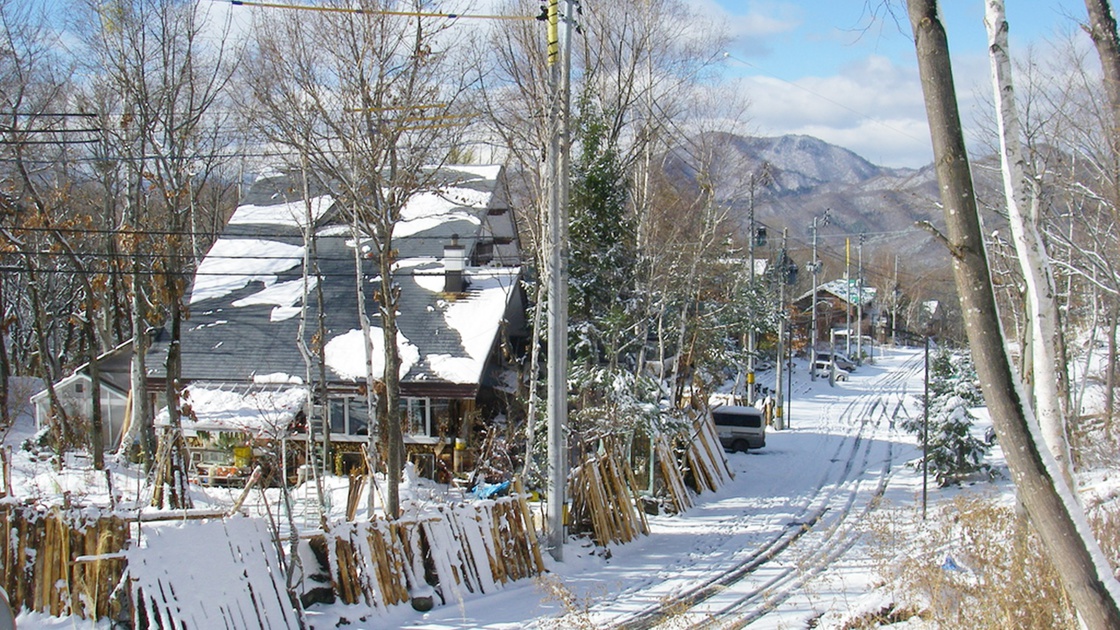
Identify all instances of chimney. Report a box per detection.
[443,234,466,293]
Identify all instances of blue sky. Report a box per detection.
[700,1,1093,168]
[30,0,1096,169]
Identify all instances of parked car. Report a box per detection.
[833,354,857,371]
[811,358,848,381]
[712,405,766,452]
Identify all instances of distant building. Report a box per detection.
[792,278,878,351]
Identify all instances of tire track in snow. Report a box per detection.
[701,354,923,628]
[608,353,924,630]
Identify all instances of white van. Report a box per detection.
[712,405,766,452]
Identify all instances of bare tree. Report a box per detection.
[82,0,239,507]
[907,1,1120,625]
[246,0,473,517]
[984,0,1071,479]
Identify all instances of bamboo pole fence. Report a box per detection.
[569,440,650,546]
[684,410,734,493]
[0,504,129,621]
[319,494,545,610]
[0,406,733,625]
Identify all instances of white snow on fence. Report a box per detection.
[127,516,301,629]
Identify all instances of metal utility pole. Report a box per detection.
[808,210,829,378]
[845,237,851,356]
[922,335,930,519]
[774,228,788,429]
[786,323,793,427]
[857,234,864,364]
[746,181,756,404]
[892,254,899,346]
[545,0,573,562]
[746,165,771,404]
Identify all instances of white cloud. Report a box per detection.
[732,52,977,168]
[690,0,802,58]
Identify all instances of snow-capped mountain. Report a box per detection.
[665,132,952,278]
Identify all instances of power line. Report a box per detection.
[227,0,541,21]
[0,265,520,279]
[0,224,507,242]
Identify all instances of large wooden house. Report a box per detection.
[36,165,528,483]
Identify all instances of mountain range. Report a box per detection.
[665,132,960,301]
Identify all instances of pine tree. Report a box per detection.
[903,349,989,486]
[569,99,637,365]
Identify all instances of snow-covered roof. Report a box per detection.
[152,165,524,398]
[155,384,307,436]
[798,278,877,307]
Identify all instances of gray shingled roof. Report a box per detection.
[150,165,525,398]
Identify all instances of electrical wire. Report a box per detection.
[227,0,540,21]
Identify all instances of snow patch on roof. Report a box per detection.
[324,328,420,381]
[254,372,303,384]
[232,277,316,310]
[189,239,305,305]
[396,189,485,238]
[813,278,877,306]
[427,268,519,383]
[227,195,333,228]
[157,385,307,435]
[446,164,502,180]
[270,306,302,322]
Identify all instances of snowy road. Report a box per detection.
[394,349,928,630]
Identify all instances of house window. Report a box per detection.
[402,398,430,437]
[329,396,372,436]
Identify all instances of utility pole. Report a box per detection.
[857,234,864,364]
[808,210,829,378]
[892,254,899,346]
[545,0,573,562]
[845,237,851,356]
[774,228,788,429]
[746,178,756,404]
[922,335,930,519]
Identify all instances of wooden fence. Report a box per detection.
[0,503,129,620]
[322,494,546,609]
[0,414,728,624]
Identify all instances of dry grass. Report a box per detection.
[872,495,1077,630]
[1088,502,1120,581]
[534,574,598,630]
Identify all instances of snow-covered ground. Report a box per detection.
[366,347,1009,629]
[9,347,1025,629]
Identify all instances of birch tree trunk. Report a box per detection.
[1084,0,1120,127]
[908,2,1120,625]
[985,0,1071,480]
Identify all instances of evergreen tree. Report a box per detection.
[903,348,990,486]
[569,99,637,365]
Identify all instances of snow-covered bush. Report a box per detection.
[903,395,991,486]
[929,348,983,406]
[568,364,662,441]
